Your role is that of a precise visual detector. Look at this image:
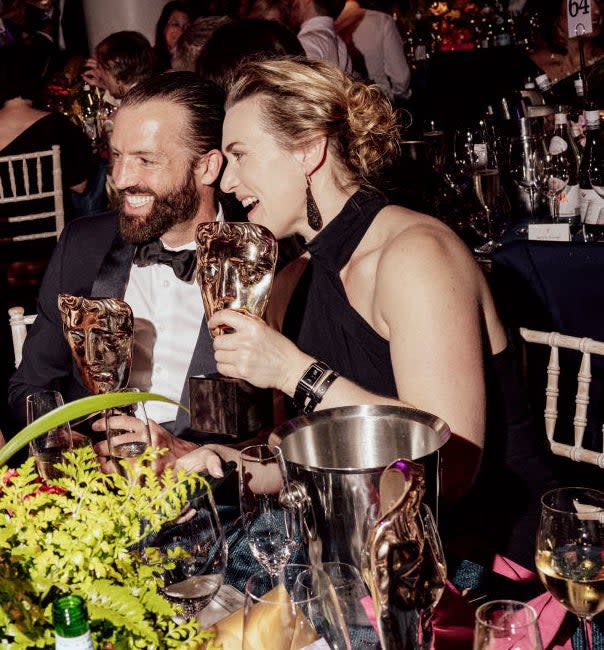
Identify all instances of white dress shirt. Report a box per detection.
[335,2,411,101]
[298,16,353,74]
[124,207,224,424]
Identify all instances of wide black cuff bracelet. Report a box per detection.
[293,360,330,412]
[303,369,340,415]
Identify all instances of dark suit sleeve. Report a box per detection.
[8,228,82,432]
[7,213,118,434]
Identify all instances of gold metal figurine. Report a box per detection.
[58,293,134,394]
[195,222,277,336]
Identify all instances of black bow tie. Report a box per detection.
[133,239,197,282]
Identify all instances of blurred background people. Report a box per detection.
[172,15,231,72]
[288,0,353,72]
[154,0,192,71]
[196,17,304,90]
[335,0,411,104]
[244,0,291,23]
[82,30,155,101]
[0,45,92,218]
[528,0,604,107]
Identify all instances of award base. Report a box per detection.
[189,373,273,440]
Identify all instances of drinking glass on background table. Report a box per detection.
[473,600,543,650]
[535,487,604,650]
[422,118,447,174]
[239,444,296,582]
[509,136,540,221]
[105,388,152,478]
[534,148,570,222]
[244,564,351,650]
[27,390,73,480]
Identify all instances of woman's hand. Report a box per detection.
[174,444,240,478]
[208,309,312,397]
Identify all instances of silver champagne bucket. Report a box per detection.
[277,405,450,572]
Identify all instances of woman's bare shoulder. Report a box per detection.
[376,205,472,265]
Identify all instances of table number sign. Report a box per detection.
[568,0,593,38]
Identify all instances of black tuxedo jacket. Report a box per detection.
[8,211,217,437]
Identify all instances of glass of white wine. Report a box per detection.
[105,388,152,479]
[27,390,73,480]
[536,487,604,650]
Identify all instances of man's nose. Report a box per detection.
[112,158,137,190]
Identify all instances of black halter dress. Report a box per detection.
[283,188,396,397]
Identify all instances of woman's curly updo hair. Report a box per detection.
[225,58,400,188]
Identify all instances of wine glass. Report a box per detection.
[145,488,227,622]
[239,444,296,581]
[509,136,540,220]
[105,388,152,480]
[535,487,604,650]
[534,147,570,222]
[473,600,543,650]
[471,135,505,254]
[26,390,73,480]
[303,562,380,648]
[422,118,447,175]
[244,564,351,650]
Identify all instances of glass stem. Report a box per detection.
[579,616,591,650]
[528,187,535,219]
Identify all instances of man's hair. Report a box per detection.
[120,71,225,158]
[313,0,346,18]
[95,30,156,85]
[172,15,232,72]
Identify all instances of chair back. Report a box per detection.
[0,145,64,243]
[8,306,36,368]
[520,327,604,468]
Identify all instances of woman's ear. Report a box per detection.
[196,149,223,186]
[293,136,328,176]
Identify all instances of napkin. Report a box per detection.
[213,584,320,650]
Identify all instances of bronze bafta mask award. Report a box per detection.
[190,222,278,438]
[58,293,134,395]
[363,459,446,650]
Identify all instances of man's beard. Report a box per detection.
[118,165,200,244]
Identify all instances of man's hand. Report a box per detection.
[92,417,198,475]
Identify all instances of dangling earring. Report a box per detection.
[306,175,322,231]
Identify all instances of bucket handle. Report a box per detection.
[280,480,317,545]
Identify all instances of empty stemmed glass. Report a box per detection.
[473,600,543,650]
[534,147,570,222]
[509,136,540,221]
[535,487,604,650]
[239,444,296,582]
[244,564,351,650]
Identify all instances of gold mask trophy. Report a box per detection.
[58,293,134,395]
[190,222,277,438]
[363,459,446,650]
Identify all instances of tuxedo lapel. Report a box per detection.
[91,235,136,298]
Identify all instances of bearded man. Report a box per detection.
[8,72,237,446]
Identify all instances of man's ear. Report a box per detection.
[196,149,223,186]
[293,136,328,176]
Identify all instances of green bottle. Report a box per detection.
[52,594,94,649]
